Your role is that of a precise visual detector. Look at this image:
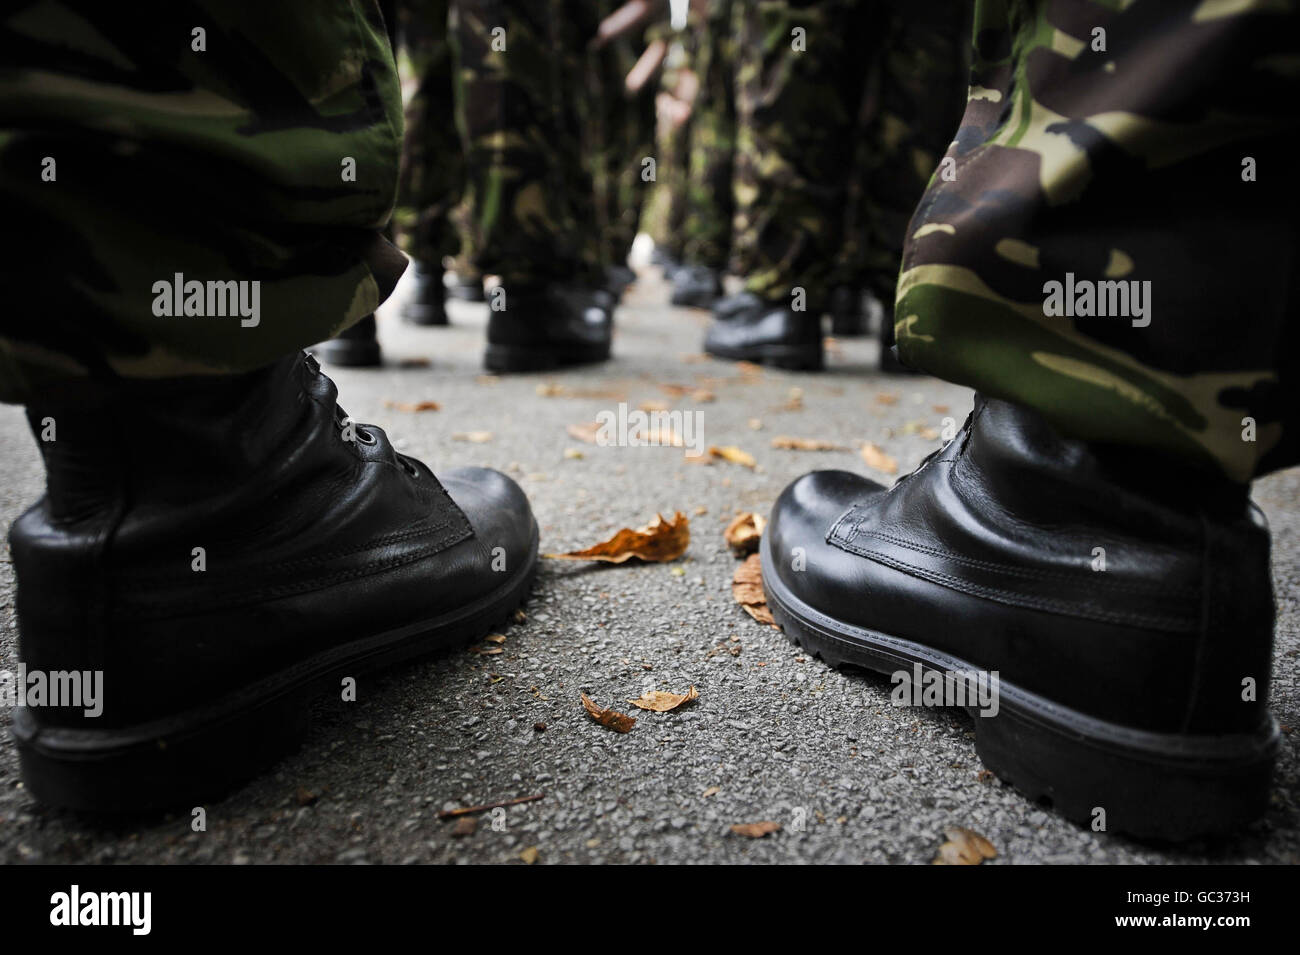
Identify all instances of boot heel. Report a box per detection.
[12,695,312,813]
[972,701,1277,841]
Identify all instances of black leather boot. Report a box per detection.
[400,260,449,326]
[310,313,382,367]
[9,353,539,810]
[762,397,1277,839]
[828,285,866,336]
[446,270,486,302]
[670,266,723,308]
[484,283,613,373]
[704,294,823,370]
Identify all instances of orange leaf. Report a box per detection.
[732,554,775,626]
[580,692,636,733]
[545,512,690,564]
[730,821,781,838]
[724,512,766,556]
[861,442,898,475]
[627,686,699,712]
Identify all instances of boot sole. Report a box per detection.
[759,535,1278,841]
[484,343,611,373]
[705,342,823,371]
[12,531,540,813]
[309,340,383,368]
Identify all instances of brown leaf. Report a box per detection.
[544,511,690,564]
[628,686,699,712]
[724,512,766,556]
[731,821,781,838]
[566,421,603,444]
[519,846,540,864]
[709,445,756,468]
[732,554,775,626]
[295,787,318,807]
[452,430,494,443]
[692,389,716,403]
[932,826,997,865]
[452,816,477,837]
[702,786,721,798]
[638,399,671,413]
[580,691,637,733]
[861,442,899,476]
[770,436,843,452]
[875,392,900,406]
[383,399,440,413]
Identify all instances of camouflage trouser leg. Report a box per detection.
[450,0,601,286]
[730,0,873,310]
[0,0,405,404]
[897,0,1300,482]
[641,27,693,264]
[393,0,463,269]
[587,0,657,270]
[832,0,968,305]
[680,0,736,273]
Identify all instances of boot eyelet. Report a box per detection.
[356,427,378,446]
[399,456,420,478]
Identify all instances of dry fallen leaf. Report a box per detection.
[691,389,716,403]
[628,686,699,712]
[919,427,940,441]
[566,421,602,444]
[383,399,440,413]
[724,512,766,556]
[782,387,804,411]
[580,692,637,733]
[932,404,950,414]
[639,399,671,413]
[732,554,775,626]
[861,442,899,475]
[702,786,721,798]
[452,816,477,837]
[564,447,584,460]
[519,846,540,864]
[876,392,900,406]
[398,357,433,369]
[484,634,506,644]
[771,436,843,452]
[452,430,494,443]
[709,445,756,468]
[932,826,997,865]
[731,821,781,838]
[545,511,690,564]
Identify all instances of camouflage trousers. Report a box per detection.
[587,0,657,270]
[731,0,964,311]
[897,0,1300,482]
[680,0,737,273]
[450,0,603,286]
[392,0,464,269]
[0,0,405,403]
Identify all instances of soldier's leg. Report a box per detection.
[764,0,1297,838]
[707,0,873,369]
[0,0,538,809]
[641,24,694,274]
[394,0,461,326]
[451,0,614,371]
[674,0,735,309]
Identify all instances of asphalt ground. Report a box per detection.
[1,268,1296,864]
